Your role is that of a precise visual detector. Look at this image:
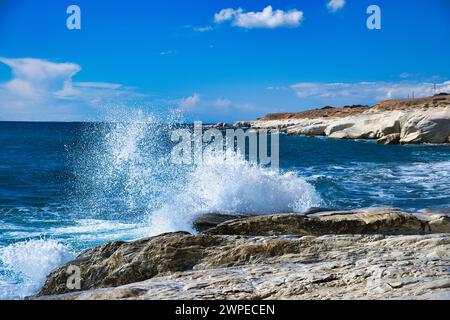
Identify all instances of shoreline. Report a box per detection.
[32,207,450,300]
[223,94,450,145]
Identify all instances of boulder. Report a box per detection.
[233,121,253,128]
[205,208,427,236]
[192,213,247,232]
[36,232,225,296]
[415,209,450,234]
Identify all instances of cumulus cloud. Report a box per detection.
[0,57,80,98]
[290,81,450,105]
[327,0,346,12]
[0,57,143,121]
[214,6,303,29]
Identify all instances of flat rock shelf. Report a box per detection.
[33,208,450,300]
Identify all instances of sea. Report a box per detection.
[1,114,450,299]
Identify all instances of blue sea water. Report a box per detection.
[0,120,450,299]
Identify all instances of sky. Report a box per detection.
[0,0,449,122]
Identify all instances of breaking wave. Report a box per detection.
[0,240,74,299]
[74,109,321,234]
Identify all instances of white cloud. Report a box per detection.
[290,81,450,105]
[215,8,239,24]
[214,6,303,29]
[0,57,80,98]
[0,57,143,121]
[179,93,201,109]
[215,98,232,108]
[327,0,346,12]
[74,82,123,89]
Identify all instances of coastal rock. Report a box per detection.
[377,133,401,145]
[323,111,404,140]
[36,232,225,296]
[34,208,450,299]
[245,95,450,144]
[204,122,231,129]
[233,121,253,128]
[400,107,450,144]
[285,121,329,136]
[35,233,450,300]
[205,208,427,236]
[416,209,450,234]
[192,213,247,232]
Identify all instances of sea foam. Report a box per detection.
[148,149,322,235]
[75,109,322,235]
[0,239,74,299]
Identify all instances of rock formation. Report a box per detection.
[33,208,450,300]
[244,94,450,144]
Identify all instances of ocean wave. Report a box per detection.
[73,110,321,236]
[148,150,322,235]
[0,239,74,300]
[48,219,148,242]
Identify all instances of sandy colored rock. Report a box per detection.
[244,95,450,144]
[35,233,450,300]
[416,209,450,234]
[400,107,450,144]
[377,133,401,145]
[324,111,405,140]
[36,232,225,296]
[34,208,450,299]
[205,208,427,236]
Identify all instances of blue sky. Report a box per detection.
[0,0,449,122]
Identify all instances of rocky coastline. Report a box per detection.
[33,207,450,300]
[216,94,450,145]
[29,94,450,300]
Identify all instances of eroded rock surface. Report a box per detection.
[34,208,450,300]
[36,233,450,300]
[204,208,429,236]
[247,95,450,144]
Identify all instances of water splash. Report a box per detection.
[0,239,74,299]
[148,149,322,235]
[74,108,321,234]
[73,108,185,219]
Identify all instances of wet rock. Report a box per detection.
[192,213,247,232]
[205,208,427,236]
